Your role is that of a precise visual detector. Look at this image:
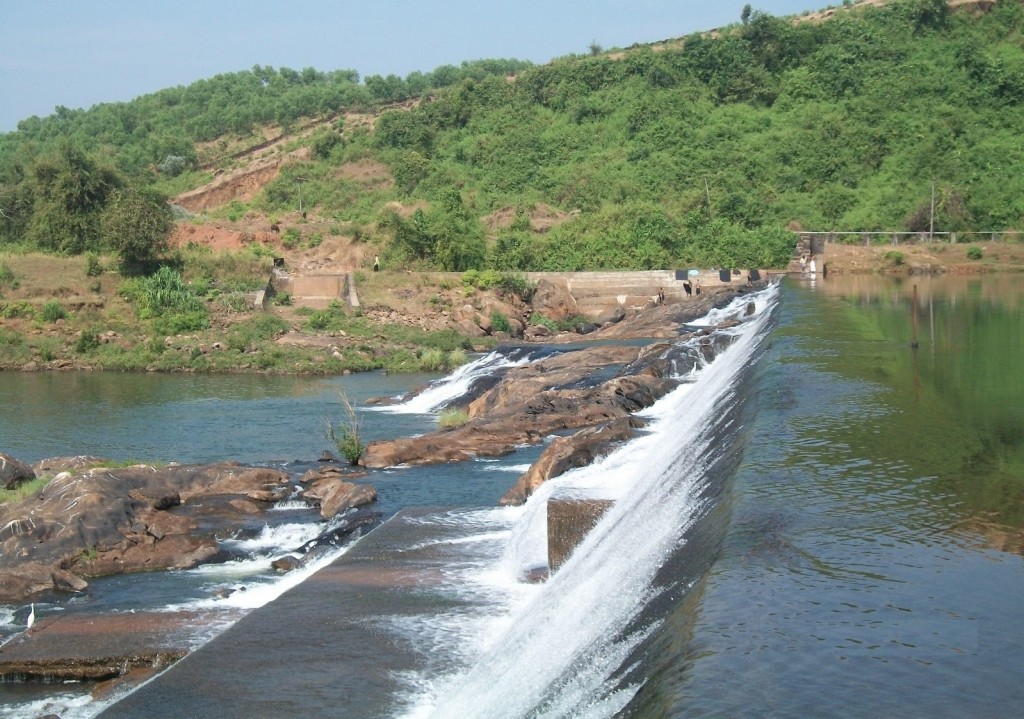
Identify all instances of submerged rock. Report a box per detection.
[0,610,207,682]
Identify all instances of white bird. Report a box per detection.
[26,603,35,630]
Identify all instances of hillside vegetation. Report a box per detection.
[2,0,1024,275]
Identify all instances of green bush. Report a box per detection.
[308,310,333,330]
[884,250,905,266]
[967,246,983,260]
[438,408,470,429]
[74,329,101,354]
[218,291,251,313]
[85,253,104,277]
[225,314,288,352]
[0,301,33,319]
[496,273,536,302]
[326,392,364,465]
[122,266,206,316]
[529,313,559,331]
[39,300,67,323]
[282,228,301,249]
[447,348,468,369]
[152,310,209,335]
[490,311,512,334]
[419,348,448,371]
[0,329,31,364]
[0,262,15,286]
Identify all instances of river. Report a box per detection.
[2,275,1022,718]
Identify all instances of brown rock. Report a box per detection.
[271,555,303,572]
[501,418,638,505]
[0,462,292,603]
[594,306,626,325]
[305,479,378,519]
[0,453,35,490]
[0,610,201,682]
[92,665,160,700]
[51,567,89,593]
[525,324,552,339]
[0,562,54,601]
[531,278,580,321]
[449,318,486,337]
[129,488,181,510]
[247,487,290,503]
[228,498,264,514]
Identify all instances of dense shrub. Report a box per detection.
[39,300,67,323]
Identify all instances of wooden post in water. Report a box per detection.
[911,284,920,349]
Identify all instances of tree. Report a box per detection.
[102,187,173,275]
[741,4,752,25]
[27,141,121,254]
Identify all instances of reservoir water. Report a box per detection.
[2,275,1022,718]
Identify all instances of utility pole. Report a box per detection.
[929,180,935,241]
[704,176,713,221]
[296,176,307,215]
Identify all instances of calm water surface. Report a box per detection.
[631,274,1024,717]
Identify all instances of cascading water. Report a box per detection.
[394,284,780,719]
[378,346,553,414]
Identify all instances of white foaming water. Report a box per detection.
[393,283,780,719]
[482,463,533,473]
[685,286,773,327]
[221,520,325,554]
[4,692,97,719]
[376,349,536,414]
[268,499,312,511]
[172,542,354,612]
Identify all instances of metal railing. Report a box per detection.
[796,231,1023,246]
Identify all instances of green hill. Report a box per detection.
[2,0,1023,272]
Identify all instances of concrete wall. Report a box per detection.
[525,269,762,318]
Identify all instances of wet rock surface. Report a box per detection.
[1,453,35,490]
[0,461,376,604]
[363,283,760,504]
[0,610,226,682]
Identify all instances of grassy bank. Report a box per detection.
[0,250,478,375]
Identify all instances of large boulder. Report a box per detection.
[448,318,487,337]
[594,306,626,325]
[303,477,377,519]
[0,454,35,490]
[501,418,639,505]
[531,279,579,322]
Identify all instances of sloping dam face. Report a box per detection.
[97,507,486,718]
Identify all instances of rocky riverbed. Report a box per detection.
[0,278,765,692]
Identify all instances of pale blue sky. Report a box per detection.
[0,0,819,132]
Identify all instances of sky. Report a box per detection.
[0,0,819,133]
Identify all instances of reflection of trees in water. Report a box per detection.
[809,276,1024,533]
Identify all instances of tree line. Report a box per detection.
[2,0,1023,274]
